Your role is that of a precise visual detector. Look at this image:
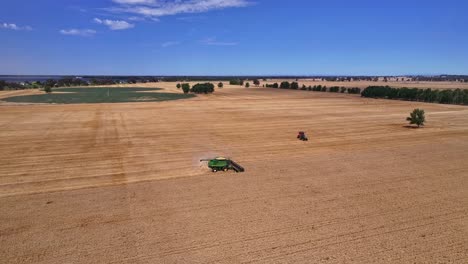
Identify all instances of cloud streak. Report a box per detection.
[1,22,32,31]
[94,18,135,30]
[106,0,252,19]
[60,29,96,37]
[200,37,238,46]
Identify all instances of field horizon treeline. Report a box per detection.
[2,74,468,91]
[361,86,468,105]
[264,81,468,105]
[265,81,362,95]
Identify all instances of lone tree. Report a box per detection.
[176,83,181,89]
[44,86,52,93]
[245,82,250,88]
[406,109,426,128]
[218,82,223,88]
[253,79,260,87]
[181,83,190,94]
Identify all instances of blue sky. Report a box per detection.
[1,0,467,75]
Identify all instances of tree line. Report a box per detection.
[361,86,468,105]
[0,80,25,90]
[264,81,361,94]
[177,83,215,94]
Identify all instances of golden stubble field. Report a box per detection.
[1,83,467,263]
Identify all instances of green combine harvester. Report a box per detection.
[200,157,245,173]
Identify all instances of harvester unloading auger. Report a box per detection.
[200,157,245,173]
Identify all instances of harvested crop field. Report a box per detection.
[1,84,468,263]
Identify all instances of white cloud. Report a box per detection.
[107,0,252,18]
[201,37,237,46]
[128,16,145,21]
[94,18,135,30]
[1,23,32,31]
[60,29,96,37]
[161,41,180,48]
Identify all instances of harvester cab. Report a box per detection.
[297,131,308,141]
[200,157,245,173]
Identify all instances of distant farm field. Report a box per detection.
[1,83,467,263]
[266,79,468,90]
[1,87,195,104]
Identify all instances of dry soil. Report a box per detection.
[1,83,467,263]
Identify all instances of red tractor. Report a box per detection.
[297,131,308,141]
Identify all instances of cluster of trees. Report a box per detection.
[178,83,215,94]
[361,86,468,105]
[191,83,215,94]
[279,81,296,89]
[347,88,362,94]
[0,80,24,90]
[226,79,261,87]
[264,81,362,94]
[229,79,244,86]
[57,78,89,87]
[309,85,327,92]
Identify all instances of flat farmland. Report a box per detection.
[266,79,468,90]
[1,84,468,263]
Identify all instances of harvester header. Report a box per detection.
[200,157,245,173]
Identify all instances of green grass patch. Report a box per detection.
[2,87,196,104]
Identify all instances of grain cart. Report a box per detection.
[200,157,245,173]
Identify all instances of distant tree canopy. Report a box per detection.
[181,83,191,94]
[407,109,426,127]
[347,87,362,94]
[265,83,279,88]
[191,83,215,94]
[280,81,290,89]
[263,83,362,95]
[56,77,88,87]
[218,82,223,88]
[329,86,340,93]
[176,83,181,89]
[253,79,260,86]
[90,78,118,86]
[0,80,8,91]
[361,86,468,105]
[245,82,250,88]
[229,79,244,86]
[44,79,57,89]
[290,82,299,90]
